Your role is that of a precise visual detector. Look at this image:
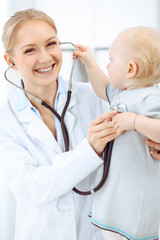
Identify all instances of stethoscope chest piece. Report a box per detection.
[110,103,128,113]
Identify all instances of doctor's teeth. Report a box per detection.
[37,66,53,72]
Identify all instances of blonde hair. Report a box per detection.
[119,26,160,85]
[2,8,57,55]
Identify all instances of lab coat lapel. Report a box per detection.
[55,92,83,151]
[17,107,63,153]
[16,91,80,153]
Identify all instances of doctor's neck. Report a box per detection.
[24,80,58,109]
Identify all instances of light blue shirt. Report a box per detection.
[16,75,68,136]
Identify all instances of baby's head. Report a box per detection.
[108,26,160,89]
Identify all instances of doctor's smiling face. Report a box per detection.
[5,19,62,92]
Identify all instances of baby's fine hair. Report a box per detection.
[120,26,160,85]
[2,8,57,55]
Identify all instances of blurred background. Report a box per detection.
[0,0,160,239]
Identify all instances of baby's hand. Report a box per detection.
[73,44,95,66]
[112,112,137,135]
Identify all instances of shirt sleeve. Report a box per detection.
[138,91,160,118]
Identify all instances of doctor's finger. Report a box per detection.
[103,120,115,130]
[102,132,119,143]
[89,127,116,140]
[149,150,160,160]
[88,131,118,155]
[145,139,160,150]
[90,120,114,133]
[113,122,119,129]
[91,111,117,125]
[93,132,118,152]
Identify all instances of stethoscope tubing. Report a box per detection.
[73,141,114,195]
[4,42,113,196]
[4,63,42,103]
[41,91,71,152]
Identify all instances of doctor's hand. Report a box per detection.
[145,139,160,160]
[73,44,95,67]
[87,110,118,156]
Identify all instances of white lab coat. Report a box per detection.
[0,80,108,240]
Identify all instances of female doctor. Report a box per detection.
[1,8,118,240]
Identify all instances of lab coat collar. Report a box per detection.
[15,75,76,120]
[16,75,68,112]
[13,76,76,152]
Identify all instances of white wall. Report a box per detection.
[1,0,159,103]
[34,0,158,45]
[34,0,160,80]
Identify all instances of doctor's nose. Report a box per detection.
[38,49,53,64]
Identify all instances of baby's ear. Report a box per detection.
[126,61,138,78]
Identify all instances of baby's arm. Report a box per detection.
[112,112,160,143]
[73,44,110,101]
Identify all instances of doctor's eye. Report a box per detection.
[47,41,58,47]
[24,48,35,54]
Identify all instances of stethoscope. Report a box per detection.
[4,41,127,195]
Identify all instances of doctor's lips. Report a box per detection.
[35,64,55,73]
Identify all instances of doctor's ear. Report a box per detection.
[126,61,138,78]
[4,52,17,69]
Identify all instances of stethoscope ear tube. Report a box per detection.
[60,90,72,151]
[42,90,72,152]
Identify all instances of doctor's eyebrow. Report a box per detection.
[21,36,59,49]
[45,36,59,43]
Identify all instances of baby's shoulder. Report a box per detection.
[137,86,160,118]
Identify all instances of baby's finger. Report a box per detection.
[75,44,88,51]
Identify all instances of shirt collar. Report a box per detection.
[16,75,68,112]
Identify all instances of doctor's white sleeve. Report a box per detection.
[0,129,103,206]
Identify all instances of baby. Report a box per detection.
[74,27,160,240]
